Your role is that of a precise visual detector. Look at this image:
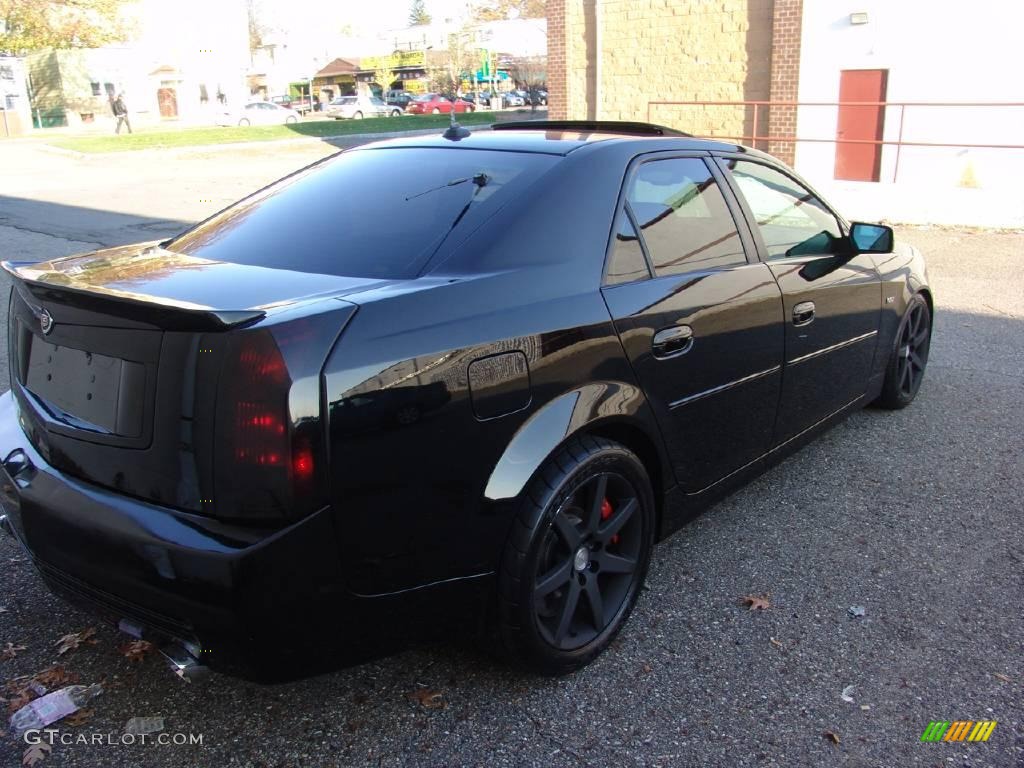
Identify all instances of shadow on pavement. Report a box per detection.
[0,195,195,252]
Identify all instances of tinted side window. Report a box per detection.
[625,158,746,276]
[605,209,650,285]
[727,160,843,259]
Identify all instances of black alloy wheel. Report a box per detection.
[499,435,654,674]
[876,293,931,409]
[533,471,643,650]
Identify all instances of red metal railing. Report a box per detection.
[646,100,1024,183]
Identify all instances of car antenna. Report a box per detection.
[442,105,471,141]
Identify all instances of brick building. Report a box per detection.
[547,0,800,162]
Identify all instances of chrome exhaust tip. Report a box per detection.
[159,642,208,682]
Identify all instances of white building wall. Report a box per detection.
[794,0,1024,227]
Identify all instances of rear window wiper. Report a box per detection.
[405,172,489,201]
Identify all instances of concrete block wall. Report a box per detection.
[548,0,775,143]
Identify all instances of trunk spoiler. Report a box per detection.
[2,260,265,331]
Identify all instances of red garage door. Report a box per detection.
[834,69,888,181]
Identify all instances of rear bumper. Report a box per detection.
[0,390,346,673]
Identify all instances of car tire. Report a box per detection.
[237,118,250,127]
[353,111,363,120]
[285,115,297,124]
[390,109,400,117]
[498,435,655,675]
[431,108,441,115]
[874,293,932,410]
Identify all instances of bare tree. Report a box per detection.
[473,0,545,22]
[432,24,479,105]
[507,54,546,109]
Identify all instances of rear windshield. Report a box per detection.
[167,147,559,279]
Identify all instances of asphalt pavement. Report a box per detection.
[0,140,1021,768]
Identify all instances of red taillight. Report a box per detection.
[213,329,320,520]
[292,446,314,480]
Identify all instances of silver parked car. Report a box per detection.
[325,95,402,120]
[217,101,300,127]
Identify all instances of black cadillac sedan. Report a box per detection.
[0,121,932,679]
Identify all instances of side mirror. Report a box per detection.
[849,222,894,254]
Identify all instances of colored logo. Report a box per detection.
[39,308,54,335]
[920,721,997,742]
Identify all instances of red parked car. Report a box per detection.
[405,93,473,115]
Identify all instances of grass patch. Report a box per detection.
[46,112,498,154]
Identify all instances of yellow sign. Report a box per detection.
[361,51,426,70]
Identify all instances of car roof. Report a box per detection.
[362,125,753,157]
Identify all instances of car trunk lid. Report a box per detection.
[4,243,371,518]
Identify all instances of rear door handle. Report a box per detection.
[792,301,816,327]
[652,325,693,358]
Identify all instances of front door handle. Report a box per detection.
[652,325,693,358]
[792,301,816,327]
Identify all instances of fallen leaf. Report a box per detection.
[2,642,27,660]
[769,637,783,649]
[55,627,97,656]
[993,673,1012,683]
[119,640,155,663]
[34,665,78,688]
[4,674,38,714]
[641,662,653,674]
[823,730,841,745]
[22,743,51,767]
[741,594,770,611]
[406,688,446,709]
[840,685,856,703]
[65,708,95,727]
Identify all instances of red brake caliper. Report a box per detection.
[600,498,620,546]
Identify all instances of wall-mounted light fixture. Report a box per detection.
[849,11,869,25]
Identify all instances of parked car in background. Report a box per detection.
[217,101,300,127]
[326,95,402,119]
[0,120,931,681]
[405,93,472,115]
[270,95,312,114]
[502,91,525,107]
[386,91,416,110]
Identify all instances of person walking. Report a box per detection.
[111,93,131,135]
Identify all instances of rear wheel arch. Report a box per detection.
[484,384,670,509]
[918,287,934,324]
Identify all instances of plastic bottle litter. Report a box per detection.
[9,684,102,734]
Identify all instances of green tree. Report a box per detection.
[408,0,431,26]
[373,64,395,101]
[0,0,136,53]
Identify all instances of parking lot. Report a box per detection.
[0,139,1021,767]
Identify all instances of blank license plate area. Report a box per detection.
[24,336,142,436]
